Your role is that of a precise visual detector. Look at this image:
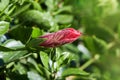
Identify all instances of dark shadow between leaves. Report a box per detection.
[0,58,5,80]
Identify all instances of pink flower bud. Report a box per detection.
[39,28,82,47]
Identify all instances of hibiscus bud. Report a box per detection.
[39,28,82,47]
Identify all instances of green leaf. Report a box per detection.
[27,57,43,75]
[55,14,73,24]
[62,68,89,77]
[2,39,25,49]
[9,26,32,44]
[56,52,70,67]
[0,0,9,11]
[84,36,107,54]
[26,38,45,50]
[17,0,26,5]
[27,71,45,80]
[27,57,50,79]
[83,36,96,53]
[45,0,54,11]
[2,50,27,63]
[1,39,27,63]
[32,1,42,11]
[31,27,42,38]
[53,6,72,15]
[40,51,49,70]
[0,21,9,36]
[62,44,79,53]
[14,63,27,74]
[93,36,107,54]
[0,45,15,51]
[20,10,45,28]
[21,10,57,30]
[12,4,31,17]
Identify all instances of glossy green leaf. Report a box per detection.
[27,57,43,75]
[62,68,89,77]
[55,14,73,24]
[31,27,42,38]
[0,21,9,36]
[0,45,15,51]
[32,1,42,11]
[1,39,27,63]
[21,10,55,30]
[27,71,45,80]
[2,50,27,63]
[40,51,49,70]
[14,63,27,74]
[2,39,25,49]
[56,52,70,67]
[0,0,9,11]
[0,35,6,44]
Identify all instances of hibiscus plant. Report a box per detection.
[0,0,120,80]
[0,0,89,80]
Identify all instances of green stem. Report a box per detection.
[14,47,27,51]
[49,48,56,80]
[80,54,100,70]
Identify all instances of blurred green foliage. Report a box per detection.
[0,0,120,80]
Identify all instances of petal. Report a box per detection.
[39,28,82,47]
